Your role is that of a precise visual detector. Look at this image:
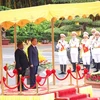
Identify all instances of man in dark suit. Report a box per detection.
[15,42,29,91]
[28,38,39,88]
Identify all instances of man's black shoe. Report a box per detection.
[59,72,66,74]
[59,72,63,74]
[63,72,66,74]
[22,88,28,91]
[31,87,40,89]
[94,70,98,72]
[18,88,28,91]
[72,70,75,72]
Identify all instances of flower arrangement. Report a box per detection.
[39,60,52,69]
[86,72,100,82]
[5,63,15,70]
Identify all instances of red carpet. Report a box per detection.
[77,98,98,100]
[4,87,99,100]
[55,88,98,100]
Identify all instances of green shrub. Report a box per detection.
[92,21,100,27]
[44,27,63,42]
[7,35,44,43]
[6,18,100,43]
[52,0,96,3]
[7,36,28,43]
[52,0,70,3]
[60,24,81,32]
[62,20,75,25]
[70,0,96,3]
[73,18,93,25]
[0,6,11,11]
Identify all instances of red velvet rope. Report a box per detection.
[70,72,77,79]
[25,76,30,78]
[7,71,15,78]
[35,69,52,86]
[3,77,20,89]
[40,76,47,78]
[76,65,84,79]
[4,66,8,71]
[23,81,36,89]
[70,72,86,80]
[2,67,87,89]
[77,70,81,78]
[77,71,85,79]
[4,69,18,78]
[21,77,36,89]
[76,64,81,72]
[37,76,47,86]
[53,73,69,80]
[77,68,88,79]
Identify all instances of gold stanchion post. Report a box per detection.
[84,74,86,86]
[76,70,78,87]
[47,76,49,92]
[14,23,17,50]
[68,68,74,86]
[14,23,18,85]
[6,64,8,85]
[0,25,4,94]
[19,74,22,95]
[36,75,38,94]
[51,18,55,85]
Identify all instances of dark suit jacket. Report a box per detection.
[28,45,39,67]
[15,48,29,70]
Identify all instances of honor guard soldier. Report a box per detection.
[80,32,91,71]
[89,28,96,42]
[89,28,97,68]
[56,34,69,74]
[92,31,100,72]
[69,31,79,72]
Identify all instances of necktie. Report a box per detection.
[34,46,37,52]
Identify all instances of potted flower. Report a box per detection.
[39,60,52,69]
[86,72,100,88]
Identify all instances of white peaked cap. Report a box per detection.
[91,28,97,33]
[83,31,89,36]
[60,34,66,37]
[83,34,88,37]
[71,31,77,35]
[95,31,100,35]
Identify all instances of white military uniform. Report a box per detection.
[92,37,100,63]
[56,40,69,64]
[69,38,79,63]
[80,39,90,65]
[89,35,95,60]
[89,28,96,60]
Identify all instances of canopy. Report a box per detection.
[0,2,100,29]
